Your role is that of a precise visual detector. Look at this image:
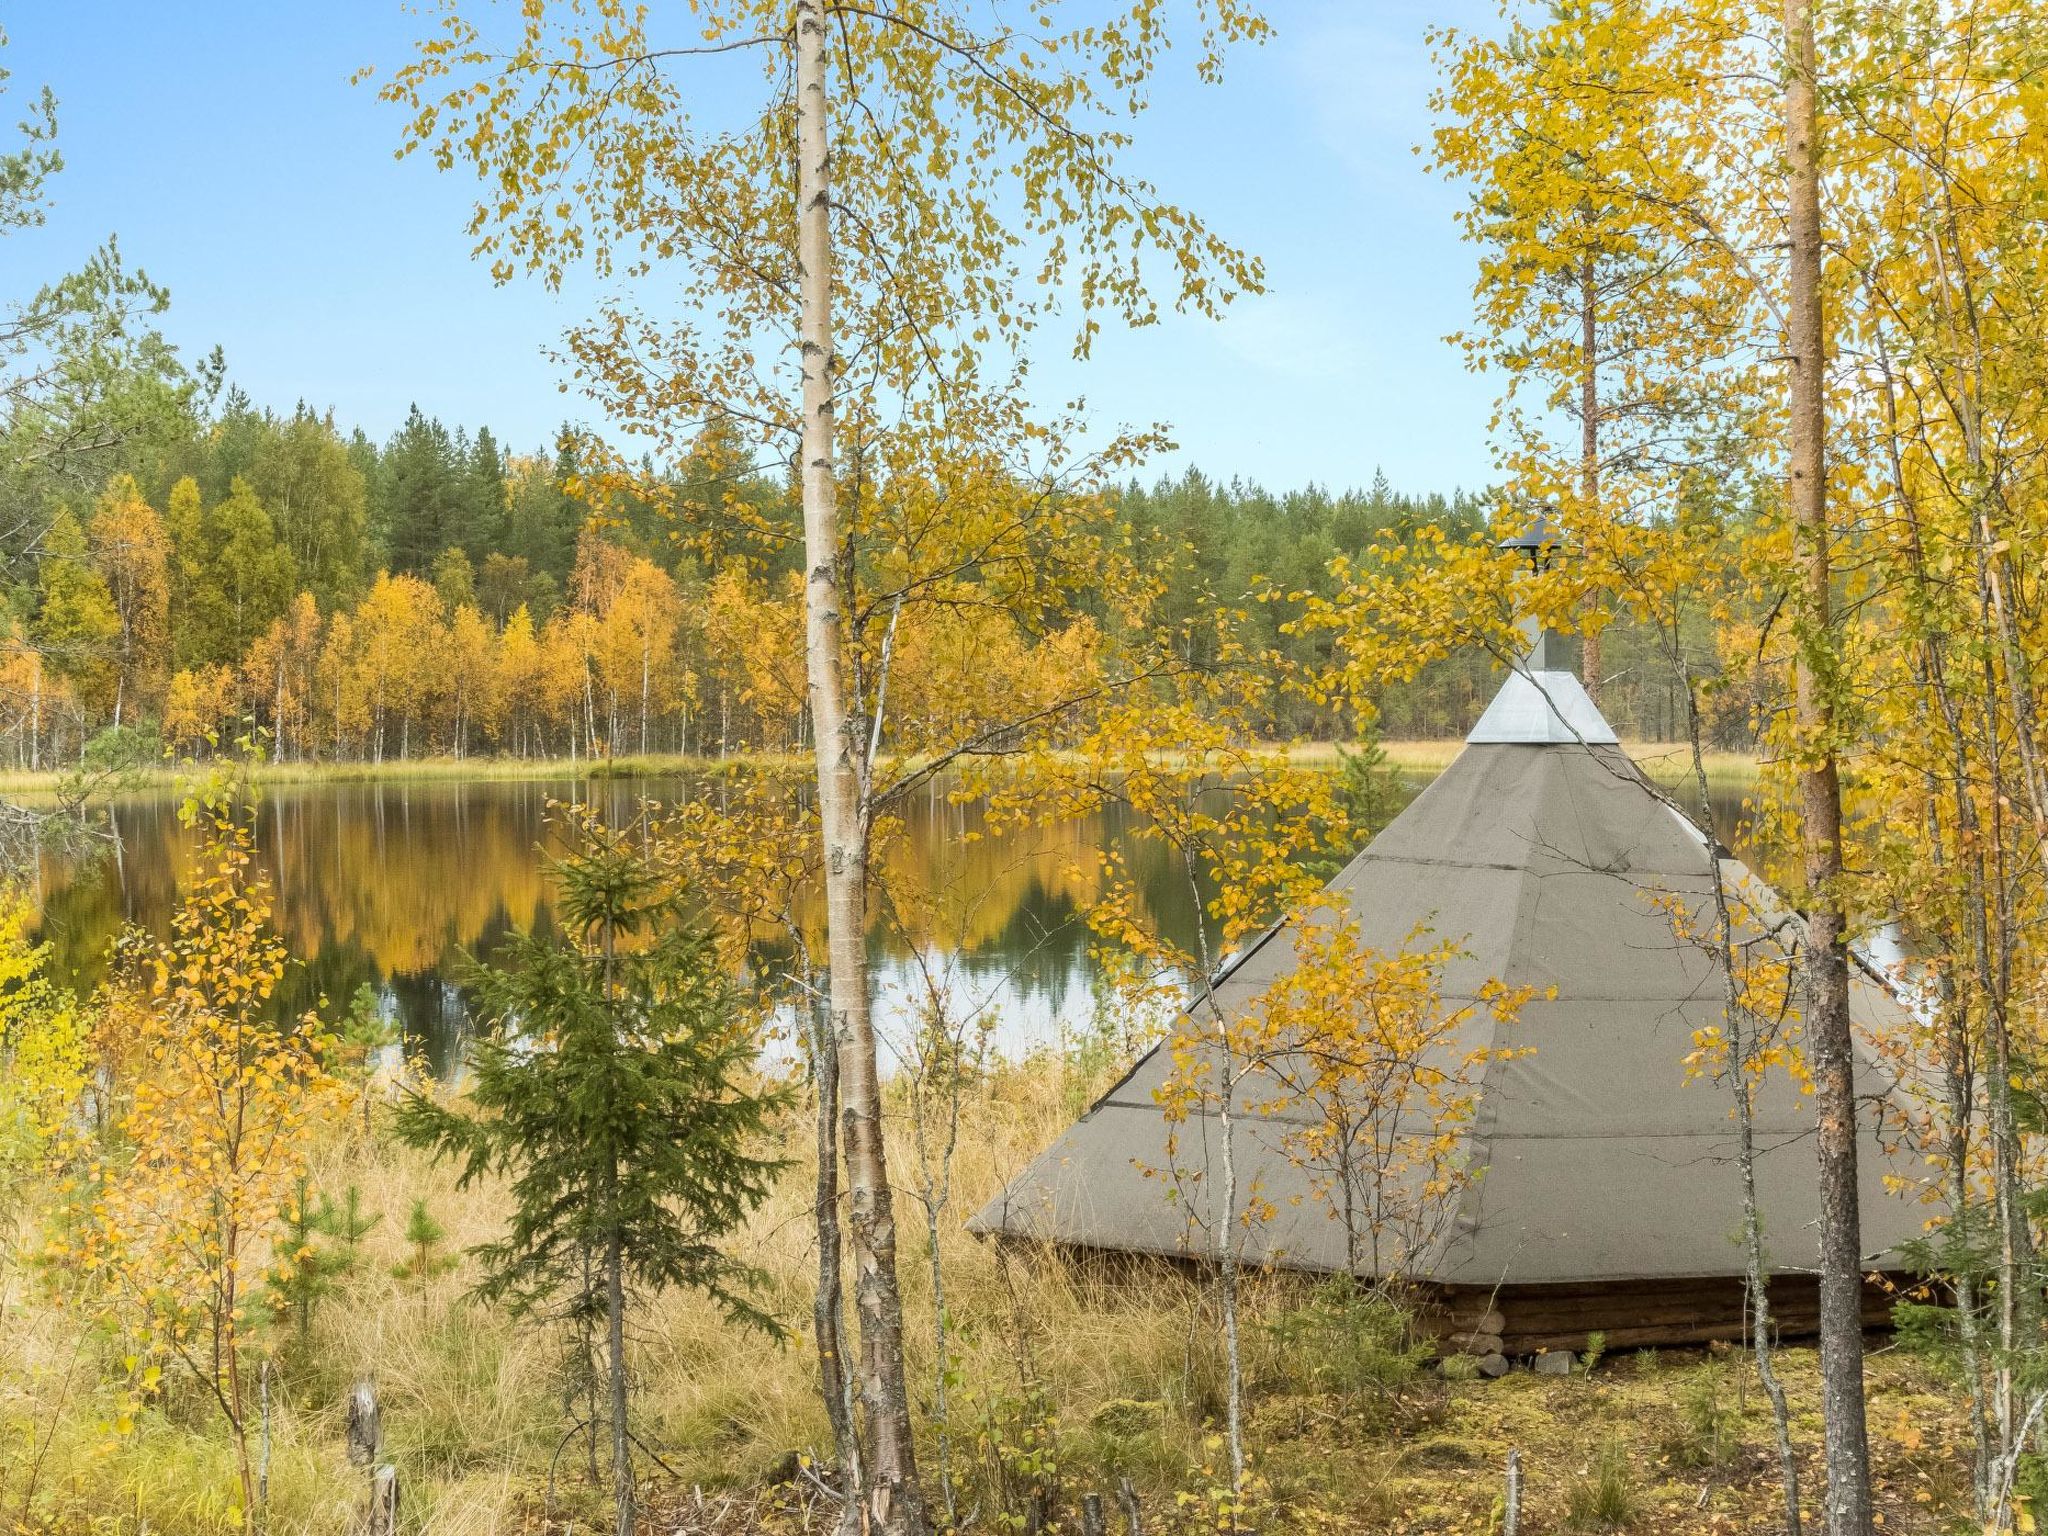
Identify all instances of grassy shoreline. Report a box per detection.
[0,751,811,799]
[0,739,1760,799]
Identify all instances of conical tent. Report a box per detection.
[969,650,1935,1351]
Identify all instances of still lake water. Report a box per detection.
[31,768,1750,1072]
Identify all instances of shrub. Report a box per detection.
[1892,1300,1969,1380]
[970,1386,1062,1535]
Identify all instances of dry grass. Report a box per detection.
[0,1052,1968,1535]
[1617,741,1760,790]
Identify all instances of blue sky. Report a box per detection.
[3,1,1502,496]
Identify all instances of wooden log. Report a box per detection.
[1488,1274,1900,1354]
[1435,1301,1508,1335]
[1082,1492,1106,1536]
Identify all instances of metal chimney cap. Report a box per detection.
[1495,510,1564,565]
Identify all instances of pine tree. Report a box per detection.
[266,1176,354,1353]
[503,435,582,587]
[393,1197,450,1280]
[242,405,370,612]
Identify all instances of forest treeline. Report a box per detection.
[6,392,1727,769]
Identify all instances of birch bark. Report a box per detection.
[795,8,928,1532]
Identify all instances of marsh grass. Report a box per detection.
[0,750,812,800]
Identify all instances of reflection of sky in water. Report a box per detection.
[30,769,1752,1076]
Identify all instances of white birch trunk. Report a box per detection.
[794,9,927,1533]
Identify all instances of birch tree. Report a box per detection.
[973,642,1346,1509]
[379,9,1267,1531]
[1829,2,2048,1515]
[74,783,347,1535]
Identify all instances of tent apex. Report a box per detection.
[1466,664,1617,745]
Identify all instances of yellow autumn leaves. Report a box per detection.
[10,782,349,1531]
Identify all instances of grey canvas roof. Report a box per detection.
[968,657,1935,1288]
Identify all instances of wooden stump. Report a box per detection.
[346,1380,382,1468]
[367,1464,400,1536]
[1118,1475,1144,1536]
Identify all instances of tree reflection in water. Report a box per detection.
[31,769,1749,1077]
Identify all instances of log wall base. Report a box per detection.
[1421,1271,1911,1357]
[1004,1240,1923,1358]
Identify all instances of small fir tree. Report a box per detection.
[395,807,786,1536]
[323,1183,383,1261]
[1333,726,1398,841]
[393,1196,452,1280]
[267,1176,350,1352]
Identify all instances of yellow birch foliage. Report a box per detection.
[162,665,240,757]
[1428,0,1753,508]
[976,636,1345,1242]
[1246,916,1535,1277]
[1649,885,1809,1096]
[65,785,346,1498]
[88,474,174,723]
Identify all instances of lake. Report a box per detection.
[30,766,1751,1071]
